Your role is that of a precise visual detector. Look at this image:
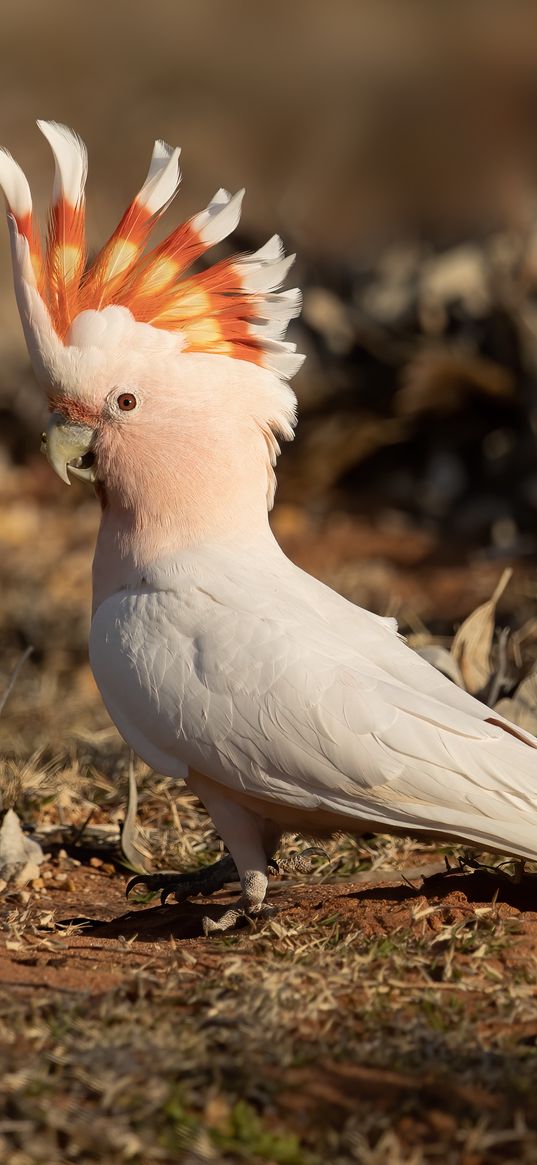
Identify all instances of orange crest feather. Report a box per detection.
[0,123,304,379]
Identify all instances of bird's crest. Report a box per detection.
[0,121,303,380]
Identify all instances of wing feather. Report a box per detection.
[90,545,537,861]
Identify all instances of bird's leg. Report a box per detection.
[187,770,278,935]
[203,867,272,936]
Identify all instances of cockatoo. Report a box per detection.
[2,123,537,934]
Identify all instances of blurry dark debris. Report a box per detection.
[0,361,46,463]
[274,226,537,553]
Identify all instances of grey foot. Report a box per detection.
[458,852,526,884]
[126,854,239,905]
[281,846,328,874]
[202,869,274,935]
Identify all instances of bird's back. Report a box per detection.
[89,538,537,861]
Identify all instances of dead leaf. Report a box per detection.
[0,808,44,882]
[495,666,537,735]
[451,568,512,694]
[413,643,465,687]
[397,347,514,418]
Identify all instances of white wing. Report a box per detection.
[90,540,537,861]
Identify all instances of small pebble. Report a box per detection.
[58,849,68,861]
[89,857,103,869]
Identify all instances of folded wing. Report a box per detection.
[90,547,537,862]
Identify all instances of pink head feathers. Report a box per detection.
[0,121,304,385]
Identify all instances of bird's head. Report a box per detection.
[0,123,303,546]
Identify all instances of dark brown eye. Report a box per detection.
[117,392,137,412]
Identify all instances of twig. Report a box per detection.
[0,646,34,718]
[345,859,447,886]
[120,751,153,873]
[487,626,511,708]
[271,860,448,890]
[68,808,96,847]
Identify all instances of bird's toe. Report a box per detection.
[125,855,238,903]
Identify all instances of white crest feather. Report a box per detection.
[260,337,305,378]
[250,292,302,340]
[0,150,33,218]
[238,252,296,293]
[138,140,181,214]
[249,235,284,264]
[258,288,303,323]
[193,188,245,246]
[37,120,87,206]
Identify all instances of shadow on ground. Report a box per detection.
[54,866,537,942]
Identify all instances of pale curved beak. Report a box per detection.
[41,411,97,485]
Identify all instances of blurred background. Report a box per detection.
[3,0,537,753]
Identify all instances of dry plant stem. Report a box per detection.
[120,752,152,873]
[0,646,33,719]
[486,626,511,708]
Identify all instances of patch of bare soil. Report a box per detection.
[3,854,537,986]
[2,852,537,1163]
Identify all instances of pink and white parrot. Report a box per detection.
[2,122,537,933]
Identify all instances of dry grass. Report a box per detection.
[1,825,537,1165]
[1,751,537,1164]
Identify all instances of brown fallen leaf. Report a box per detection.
[280,1059,498,1112]
[451,568,512,694]
[413,643,465,687]
[495,666,537,735]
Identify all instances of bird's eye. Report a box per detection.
[117,392,137,412]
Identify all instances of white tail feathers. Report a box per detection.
[37,120,87,207]
[0,150,33,218]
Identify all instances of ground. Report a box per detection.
[1,460,537,1165]
[2,834,537,1165]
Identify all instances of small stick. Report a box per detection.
[487,626,511,708]
[120,751,153,872]
[0,646,34,718]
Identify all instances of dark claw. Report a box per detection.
[160,882,198,906]
[126,872,164,897]
[125,855,239,904]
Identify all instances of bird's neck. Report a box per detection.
[91,454,273,612]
